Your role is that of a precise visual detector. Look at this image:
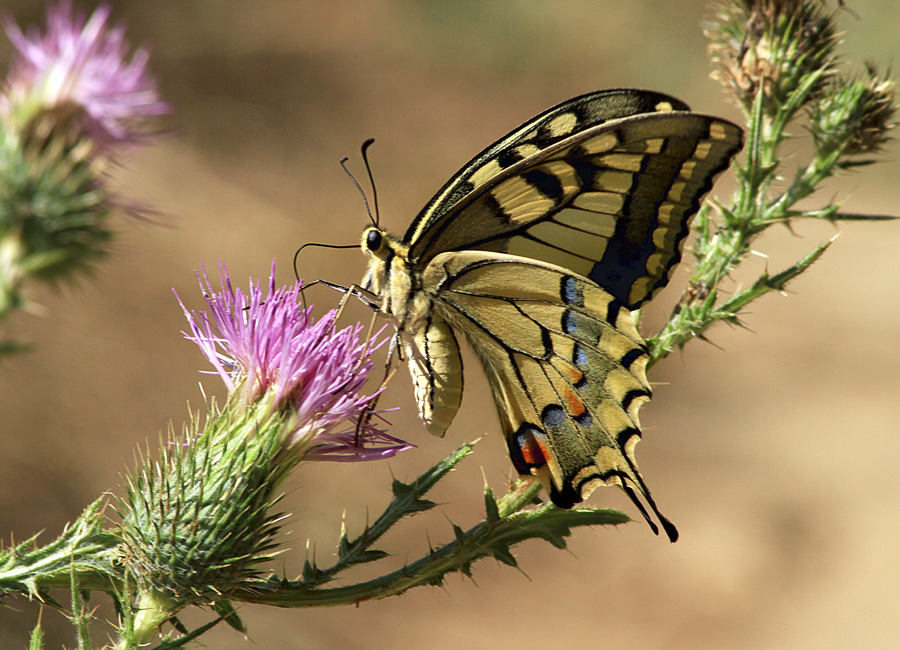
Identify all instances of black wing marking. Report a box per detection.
[404,89,691,247]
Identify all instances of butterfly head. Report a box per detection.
[360,226,412,311]
[362,226,387,256]
[361,225,409,264]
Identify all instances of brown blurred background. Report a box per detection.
[2,1,899,648]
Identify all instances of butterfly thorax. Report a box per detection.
[360,225,461,438]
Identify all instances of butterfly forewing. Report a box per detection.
[408,112,743,310]
[405,89,691,251]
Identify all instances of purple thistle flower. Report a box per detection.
[177,262,412,462]
[2,0,169,147]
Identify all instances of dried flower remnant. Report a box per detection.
[811,66,897,159]
[705,0,838,114]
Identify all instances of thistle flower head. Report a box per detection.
[119,263,409,605]
[178,262,411,462]
[0,2,170,296]
[2,0,169,148]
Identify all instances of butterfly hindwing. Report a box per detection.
[421,250,677,540]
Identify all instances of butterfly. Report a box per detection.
[360,89,743,541]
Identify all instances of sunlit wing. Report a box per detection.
[405,88,691,248]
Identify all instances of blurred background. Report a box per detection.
[1,1,898,648]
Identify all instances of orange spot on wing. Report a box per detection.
[563,387,585,416]
[562,364,584,384]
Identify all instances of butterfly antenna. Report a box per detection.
[292,241,358,309]
[341,144,377,227]
[360,138,380,227]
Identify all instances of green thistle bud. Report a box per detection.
[118,403,291,604]
[1,106,111,284]
[810,65,897,161]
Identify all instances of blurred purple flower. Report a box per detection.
[177,262,411,462]
[2,0,169,146]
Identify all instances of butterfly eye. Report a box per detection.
[366,228,383,252]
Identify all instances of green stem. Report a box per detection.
[497,478,543,517]
[0,225,26,321]
[233,503,628,608]
[115,591,180,650]
[0,498,118,598]
[769,145,841,218]
[649,86,785,366]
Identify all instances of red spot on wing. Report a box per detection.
[509,426,549,473]
[519,432,548,466]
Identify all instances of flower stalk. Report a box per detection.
[231,443,627,609]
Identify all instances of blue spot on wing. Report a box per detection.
[541,404,566,429]
[574,412,594,428]
[573,343,589,369]
[560,276,584,307]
